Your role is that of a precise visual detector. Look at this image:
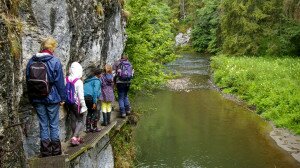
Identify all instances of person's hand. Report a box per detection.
[81,106,88,113]
[92,103,96,110]
[60,101,65,106]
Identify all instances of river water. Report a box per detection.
[133,53,300,168]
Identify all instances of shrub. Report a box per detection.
[124,0,178,92]
[211,55,300,134]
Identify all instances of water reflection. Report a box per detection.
[134,53,300,168]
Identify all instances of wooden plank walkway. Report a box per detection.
[29,155,69,168]
[28,110,127,168]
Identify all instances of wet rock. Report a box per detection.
[175,28,191,47]
[70,135,114,168]
[270,127,300,162]
[166,78,191,92]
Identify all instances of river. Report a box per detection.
[133,53,300,168]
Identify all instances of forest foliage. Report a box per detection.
[124,0,177,92]
[162,0,203,33]
[191,0,300,56]
[191,0,220,53]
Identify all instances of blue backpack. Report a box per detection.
[65,77,79,104]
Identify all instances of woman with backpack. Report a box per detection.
[113,55,134,118]
[26,37,65,157]
[100,64,115,126]
[65,62,88,146]
[84,69,102,132]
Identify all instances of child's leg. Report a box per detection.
[68,104,77,134]
[70,104,84,146]
[74,112,85,138]
[107,102,112,124]
[86,110,92,131]
[101,102,108,126]
[85,96,93,132]
[91,103,100,132]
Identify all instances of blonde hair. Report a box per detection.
[40,37,58,51]
[105,64,112,74]
[121,54,128,60]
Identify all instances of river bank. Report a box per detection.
[210,80,300,163]
[133,52,300,167]
[210,55,300,163]
[167,70,300,163]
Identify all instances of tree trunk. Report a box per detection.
[179,0,186,20]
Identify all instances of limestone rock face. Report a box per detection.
[0,0,126,167]
[0,1,27,167]
[175,28,191,47]
[70,135,114,168]
[21,0,126,75]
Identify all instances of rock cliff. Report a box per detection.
[0,0,126,167]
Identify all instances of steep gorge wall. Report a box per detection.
[0,0,126,167]
[0,4,26,167]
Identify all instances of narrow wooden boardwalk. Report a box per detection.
[29,110,127,168]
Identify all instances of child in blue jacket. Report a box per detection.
[84,69,102,132]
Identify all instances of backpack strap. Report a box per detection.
[66,76,70,83]
[72,78,79,84]
[66,76,79,84]
[118,60,125,67]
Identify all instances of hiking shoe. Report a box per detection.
[40,139,52,157]
[107,112,111,124]
[52,140,62,156]
[70,137,79,146]
[85,128,92,133]
[121,113,126,118]
[92,127,101,132]
[77,137,84,144]
[125,106,131,114]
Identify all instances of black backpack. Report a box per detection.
[27,61,51,98]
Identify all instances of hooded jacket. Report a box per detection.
[83,76,101,104]
[100,73,115,102]
[67,62,87,113]
[26,52,66,104]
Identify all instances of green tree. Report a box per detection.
[220,0,300,56]
[220,0,267,55]
[191,0,220,53]
[162,0,203,33]
[125,0,177,92]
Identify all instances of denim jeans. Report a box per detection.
[117,83,131,114]
[33,103,60,141]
